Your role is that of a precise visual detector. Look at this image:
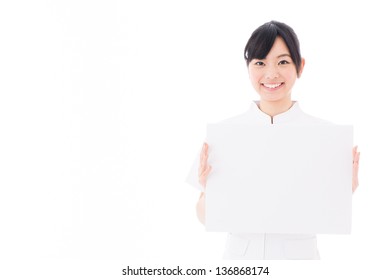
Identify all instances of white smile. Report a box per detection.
[262,83,283,89]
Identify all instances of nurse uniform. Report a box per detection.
[187,101,330,260]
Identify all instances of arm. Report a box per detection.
[196,143,212,225]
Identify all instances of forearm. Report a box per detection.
[196,192,206,225]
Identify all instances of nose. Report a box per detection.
[265,65,279,80]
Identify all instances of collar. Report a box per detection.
[249,101,303,124]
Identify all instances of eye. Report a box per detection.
[278,60,290,65]
[254,61,265,66]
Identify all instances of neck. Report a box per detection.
[258,99,294,117]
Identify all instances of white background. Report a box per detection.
[0,0,389,279]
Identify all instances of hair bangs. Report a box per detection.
[245,24,278,65]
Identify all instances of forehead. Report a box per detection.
[266,37,290,57]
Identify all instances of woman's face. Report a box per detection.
[248,36,304,104]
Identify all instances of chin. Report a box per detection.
[260,95,286,102]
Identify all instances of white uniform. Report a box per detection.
[187,101,330,260]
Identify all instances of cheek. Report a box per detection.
[248,70,261,85]
[281,70,297,84]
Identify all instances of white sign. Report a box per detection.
[205,124,353,234]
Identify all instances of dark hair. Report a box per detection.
[244,21,302,74]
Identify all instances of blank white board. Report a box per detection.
[205,124,353,234]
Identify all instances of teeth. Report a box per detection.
[263,83,282,89]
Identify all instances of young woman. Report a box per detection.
[189,21,360,260]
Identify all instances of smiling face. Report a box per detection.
[248,36,305,106]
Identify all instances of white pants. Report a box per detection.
[223,233,320,260]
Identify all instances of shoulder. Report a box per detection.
[296,112,334,124]
[217,112,254,124]
[292,102,334,124]
[215,102,263,125]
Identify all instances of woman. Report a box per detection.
[189,21,360,260]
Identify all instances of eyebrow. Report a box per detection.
[254,54,291,61]
[277,54,291,58]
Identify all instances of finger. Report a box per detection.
[199,171,207,187]
[198,160,206,176]
[352,146,357,157]
[204,142,209,154]
[200,144,209,166]
[352,151,360,193]
[353,151,360,165]
[203,165,212,177]
[200,153,208,172]
[200,143,206,161]
[353,153,360,172]
[199,143,210,180]
[200,164,211,177]
[199,143,208,175]
[200,143,209,161]
[199,165,212,188]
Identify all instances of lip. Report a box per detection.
[261,82,285,91]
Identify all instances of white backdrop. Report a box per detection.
[0,0,389,279]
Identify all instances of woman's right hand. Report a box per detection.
[198,142,212,188]
[197,143,211,224]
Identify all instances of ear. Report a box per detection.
[298,58,305,78]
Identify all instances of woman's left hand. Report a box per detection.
[352,146,360,193]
